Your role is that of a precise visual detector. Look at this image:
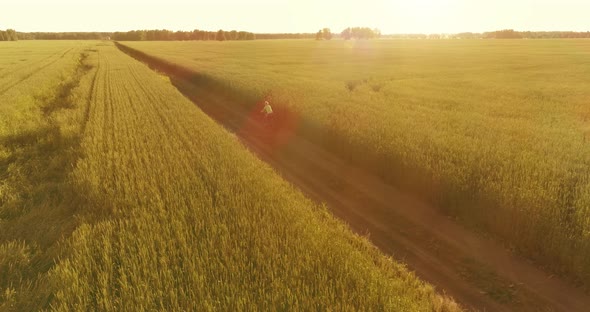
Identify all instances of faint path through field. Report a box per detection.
[117,42,590,312]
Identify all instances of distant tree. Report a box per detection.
[5,29,18,41]
[316,29,323,40]
[484,29,522,39]
[341,27,352,40]
[343,27,378,40]
[15,32,31,40]
[322,28,332,40]
[0,31,5,41]
[192,30,205,40]
[130,31,139,41]
[216,29,226,41]
[174,31,190,41]
[235,31,255,40]
[160,29,173,40]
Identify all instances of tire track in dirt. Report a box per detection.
[116,42,590,312]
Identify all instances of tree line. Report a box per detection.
[3,28,590,41]
[314,27,382,40]
[482,29,590,39]
[452,30,590,39]
[1,29,255,41]
[316,28,332,40]
[16,32,110,40]
[0,27,381,42]
[0,29,18,41]
[341,27,381,40]
[256,33,316,39]
[112,29,256,41]
[386,30,590,39]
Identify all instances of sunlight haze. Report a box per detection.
[2,0,589,34]
[3,0,590,309]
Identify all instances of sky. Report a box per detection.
[1,0,589,34]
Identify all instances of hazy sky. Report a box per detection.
[2,0,589,34]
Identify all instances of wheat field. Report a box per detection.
[123,39,590,286]
[0,41,458,311]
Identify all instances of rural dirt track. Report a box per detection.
[117,43,590,312]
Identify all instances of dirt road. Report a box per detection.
[118,43,590,311]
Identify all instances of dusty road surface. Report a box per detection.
[118,43,590,312]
